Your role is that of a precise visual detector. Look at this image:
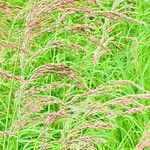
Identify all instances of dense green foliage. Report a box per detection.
[0,0,150,150]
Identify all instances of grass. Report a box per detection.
[0,0,150,150]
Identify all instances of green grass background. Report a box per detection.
[0,0,150,149]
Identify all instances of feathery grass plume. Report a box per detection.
[89,38,111,53]
[103,96,150,115]
[23,0,76,43]
[0,69,24,82]
[0,131,15,137]
[0,51,4,63]
[0,2,22,10]
[0,26,6,39]
[69,122,117,134]
[24,47,57,67]
[135,121,150,150]
[91,17,112,62]
[111,80,149,93]
[86,96,149,118]
[71,99,149,120]
[44,110,68,127]
[25,40,87,66]
[48,40,88,52]
[117,93,150,100]
[36,110,69,141]
[0,2,11,15]
[40,143,50,150]
[125,106,150,114]
[22,0,102,42]
[55,120,116,148]
[0,1,22,21]
[11,97,67,134]
[21,82,71,98]
[89,101,149,119]
[93,50,107,62]
[0,40,30,55]
[62,136,105,150]
[99,10,146,25]
[70,24,94,32]
[67,80,150,120]
[22,0,140,65]
[1,0,149,149]
[20,96,66,113]
[89,0,145,63]
[16,80,75,104]
[11,113,31,134]
[30,63,80,81]
[104,98,143,107]
[67,80,130,105]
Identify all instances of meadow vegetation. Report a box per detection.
[0,0,150,149]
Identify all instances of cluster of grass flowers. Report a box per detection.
[0,0,150,150]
